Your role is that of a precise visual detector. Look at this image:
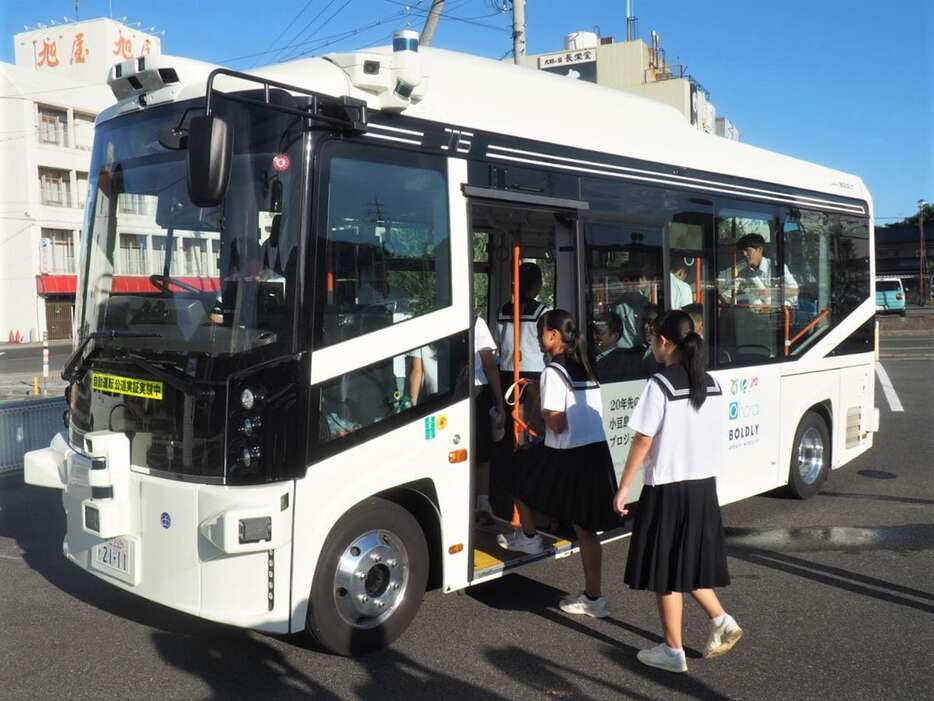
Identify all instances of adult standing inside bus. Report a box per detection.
[720,233,799,307]
[498,309,619,618]
[614,310,743,673]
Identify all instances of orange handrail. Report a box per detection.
[511,245,522,527]
[694,258,703,304]
[786,309,831,354]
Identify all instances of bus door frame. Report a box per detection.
[461,185,589,581]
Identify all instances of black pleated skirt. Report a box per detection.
[624,476,730,594]
[511,441,622,532]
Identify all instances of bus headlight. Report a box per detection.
[239,445,262,469]
[240,387,256,410]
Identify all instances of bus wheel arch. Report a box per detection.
[305,495,430,656]
[374,480,443,591]
[787,404,832,499]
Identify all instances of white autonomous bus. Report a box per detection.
[25,31,879,656]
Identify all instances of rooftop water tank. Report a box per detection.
[565,31,599,51]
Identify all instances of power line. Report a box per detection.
[270,0,344,63]
[278,0,358,63]
[265,0,319,54]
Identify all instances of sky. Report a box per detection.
[2,0,931,222]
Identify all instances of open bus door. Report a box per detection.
[462,186,590,582]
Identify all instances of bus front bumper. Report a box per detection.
[25,431,295,633]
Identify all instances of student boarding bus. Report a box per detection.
[25,31,879,656]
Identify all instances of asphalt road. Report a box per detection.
[0,336,931,700]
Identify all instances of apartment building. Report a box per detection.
[0,18,161,341]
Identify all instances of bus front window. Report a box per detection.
[78,95,304,362]
[70,94,305,480]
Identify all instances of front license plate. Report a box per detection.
[91,537,134,582]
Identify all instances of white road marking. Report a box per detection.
[876,363,904,412]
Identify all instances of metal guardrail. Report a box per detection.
[0,397,66,476]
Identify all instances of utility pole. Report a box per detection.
[919,199,928,306]
[420,0,445,47]
[512,0,526,64]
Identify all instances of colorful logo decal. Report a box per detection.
[437,415,448,430]
[424,416,436,440]
[160,512,171,529]
[729,402,739,420]
[730,376,760,396]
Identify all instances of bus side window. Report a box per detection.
[584,220,664,384]
[783,209,871,356]
[315,333,468,449]
[714,205,783,364]
[315,143,452,349]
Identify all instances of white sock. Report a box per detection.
[476,495,492,512]
[712,612,728,627]
[663,644,684,656]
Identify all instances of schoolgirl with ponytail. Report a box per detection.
[615,309,743,673]
[497,309,620,619]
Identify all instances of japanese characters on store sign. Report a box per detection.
[33,28,153,70]
[537,49,596,69]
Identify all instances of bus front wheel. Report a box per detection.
[787,411,830,499]
[306,497,428,656]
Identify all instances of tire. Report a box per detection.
[899,310,907,317]
[306,497,428,656]
[786,411,830,499]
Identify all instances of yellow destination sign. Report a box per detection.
[91,372,164,400]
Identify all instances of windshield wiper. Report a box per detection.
[62,330,160,383]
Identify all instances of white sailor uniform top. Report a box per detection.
[497,299,547,374]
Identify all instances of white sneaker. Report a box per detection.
[559,592,609,618]
[496,529,545,554]
[637,643,688,673]
[703,614,743,658]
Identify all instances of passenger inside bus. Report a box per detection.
[683,303,705,338]
[613,271,652,349]
[670,258,694,309]
[593,311,643,383]
[640,303,662,375]
[719,233,799,307]
[497,261,548,440]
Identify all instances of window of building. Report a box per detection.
[315,144,451,348]
[151,235,180,276]
[182,237,210,276]
[74,112,95,151]
[118,234,147,275]
[38,167,71,207]
[119,192,155,216]
[38,106,68,147]
[76,172,89,209]
[41,228,76,274]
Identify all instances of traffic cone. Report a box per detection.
[7,330,12,343]
[13,330,20,343]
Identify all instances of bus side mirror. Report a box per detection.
[187,115,232,208]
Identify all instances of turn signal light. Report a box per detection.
[448,449,467,463]
[448,543,464,554]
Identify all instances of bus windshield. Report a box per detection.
[77,95,305,371]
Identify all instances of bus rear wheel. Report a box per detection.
[306,497,428,656]
[787,411,830,499]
